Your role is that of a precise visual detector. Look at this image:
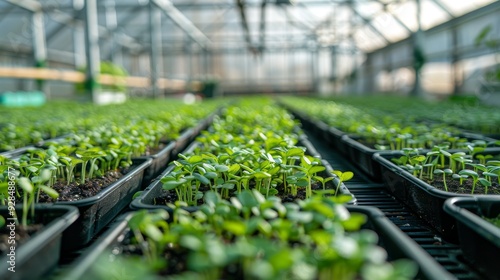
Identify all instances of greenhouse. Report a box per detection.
[0,0,500,279]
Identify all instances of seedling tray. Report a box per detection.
[171,128,194,157]
[0,205,79,280]
[341,135,395,182]
[341,132,496,183]
[444,197,500,280]
[280,104,348,154]
[51,157,152,252]
[63,206,452,280]
[134,141,176,188]
[374,149,500,242]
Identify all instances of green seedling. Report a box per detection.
[452,173,469,186]
[17,169,58,226]
[479,178,492,194]
[476,154,494,165]
[433,168,453,192]
[332,170,354,195]
[458,169,479,194]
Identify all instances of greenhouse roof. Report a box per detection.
[0,0,496,58]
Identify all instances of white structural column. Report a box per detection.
[32,10,47,68]
[310,46,318,93]
[83,0,101,102]
[32,9,47,92]
[149,1,163,98]
[412,0,424,96]
[451,27,460,94]
[73,22,86,68]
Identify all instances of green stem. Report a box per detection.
[471,179,477,194]
[81,161,88,185]
[22,193,28,227]
[443,174,448,192]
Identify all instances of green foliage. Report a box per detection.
[94,190,416,280]
[0,98,226,226]
[390,145,500,194]
[280,95,500,138]
[0,98,223,152]
[161,98,351,205]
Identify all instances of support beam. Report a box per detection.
[149,1,163,98]
[32,11,47,65]
[350,5,390,45]
[83,0,101,102]
[432,0,454,18]
[73,21,86,68]
[199,6,232,33]
[46,17,72,43]
[310,46,319,93]
[451,27,460,94]
[258,0,267,51]
[236,0,255,53]
[6,0,41,12]
[411,0,423,97]
[152,0,211,49]
[32,9,48,92]
[379,1,413,34]
[45,7,143,53]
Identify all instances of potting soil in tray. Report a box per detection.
[38,169,126,202]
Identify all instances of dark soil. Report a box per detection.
[426,177,500,195]
[38,170,125,202]
[0,223,44,255]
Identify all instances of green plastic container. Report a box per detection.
[0,91,46,107]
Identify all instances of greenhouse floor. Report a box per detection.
[305,127,484,280]
[47,124,486,280]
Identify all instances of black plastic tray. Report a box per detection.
[135,141,175,188]
[52,158,151,252]
[63,206,453,280]
[342,132,498,182]
[374,149,500,242]
[280,104,348,154]
[444,196,500,280]
[341,135,396,182]
[0,205,79,280]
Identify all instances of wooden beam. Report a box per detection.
[0,67,196,90]
[0,67,85,82]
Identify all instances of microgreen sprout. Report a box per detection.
[433,169,453,192]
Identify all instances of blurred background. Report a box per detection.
[0,0,498,103]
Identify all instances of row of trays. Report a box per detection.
[287,106,500,280]
[2,105,499,280]
[0,109,221,280]
[0,132,454,280]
